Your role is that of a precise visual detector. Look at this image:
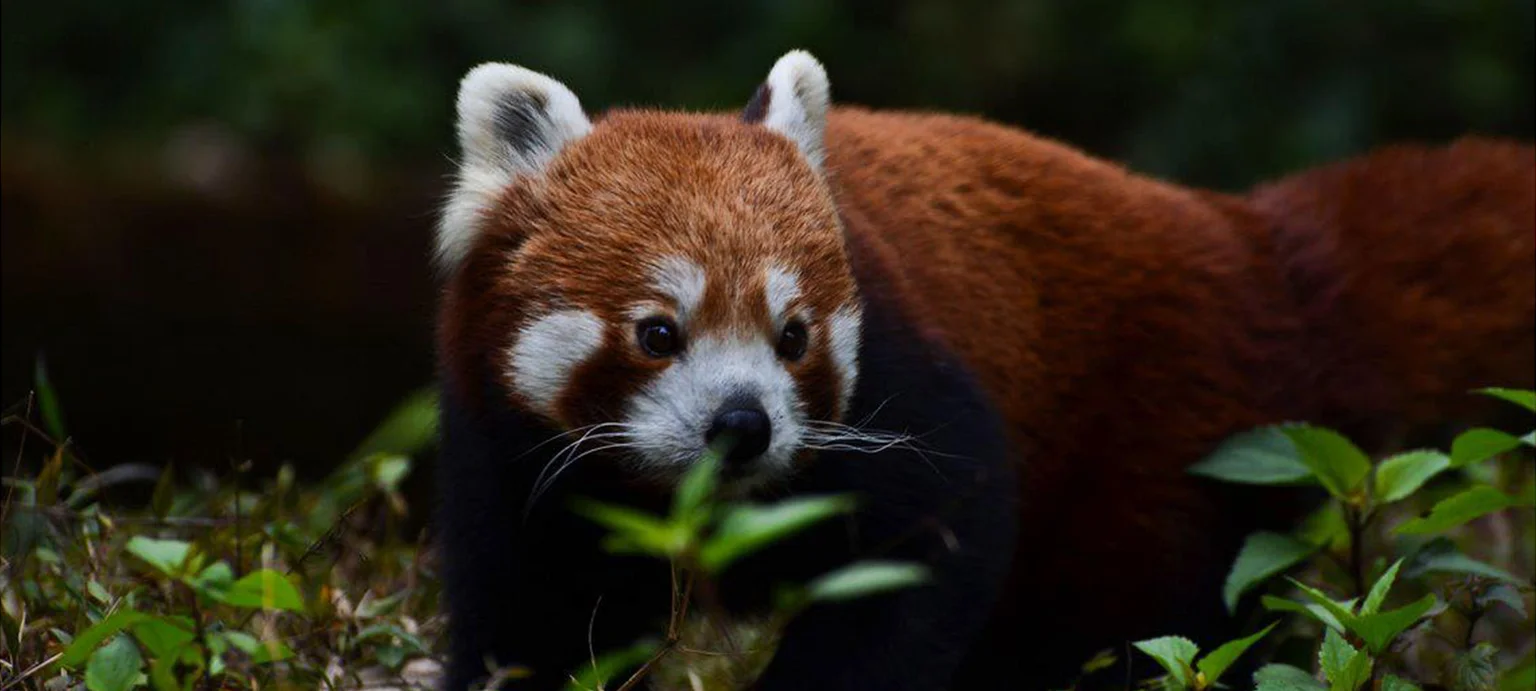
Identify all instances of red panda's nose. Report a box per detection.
[706,402,772,464]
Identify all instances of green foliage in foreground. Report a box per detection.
[2,365,920,691]
[1116,388,1535,691]
[566,449,929,691]
[4,358,1532,691]
[2,374,445,690]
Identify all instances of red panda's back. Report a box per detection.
[823,108,1317,645]
[823,110,1534,659]
[823,108,1308,476]
[1248,138,1536,431]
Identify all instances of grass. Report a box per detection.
[1,386,444,690]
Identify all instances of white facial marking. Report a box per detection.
[764,266,801,325]
[438,63,592,272]
[507,309,605,417]
[828,305,863,415]
[649,256,707,319]
[625,336,803,484]
[761,50,831,171]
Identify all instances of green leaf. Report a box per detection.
[1254,664,1326,691]
[1285,579,1360,632]
[563,638,659,691]
[1382,676,1422,691]
[1319,628,1358,686]
[1395,485,1530,535]
[357,622,430,651]
[148,644,185,691]
[206,631,227,677]
[1405,539,1522,584]
[572,500,683,557]
[61,610,151,667]
[220,569,305,612]
[222,631,294,664]
[1224,532,1318,612]
[188,562,233,600]
[36,448,63,507]
[355,590,410,618]
[1350,594,1437,654]
[1080,649,1118,675]
[1478,583,1528,619]
[1132,635,1199,686]
[1281,425,1371,498]
[1298,503,1350,550]
[348,388,439,459]
[129,616,195,660]
[1451,642,1498,691]
[85,635,143,691]
[368,454,412,493]
[1476,387,1536,413]
[699,495,856,572]
[1374,451,1451,503]
[1501,656,1536,691]
[1331,649,1373,691]
[670,452,720,527]
[805,561,930,603]
[1262,595,1351,633]
[1190,427,1314,485]
[1451,429,1524,467]
[1361,558,1404,616]
[124,537,192,577]
[1197,622,1277,685]
[375,644,407,669]
[35,354,67,442]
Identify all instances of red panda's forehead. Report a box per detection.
[501,112,858,327]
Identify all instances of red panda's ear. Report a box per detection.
[744,50,831,172]
[436,63,591,272]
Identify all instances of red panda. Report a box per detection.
[433,50,1536,690]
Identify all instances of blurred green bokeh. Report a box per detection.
[1,0,1531,473]
[4,0,1531,188]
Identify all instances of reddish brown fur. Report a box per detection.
[440,113,859,430]
[439,103,1534,661]
[821,109,1533,644]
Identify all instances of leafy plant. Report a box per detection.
[568,447,929,690]
[1187,387,1535,689]
[1132,622,1277,690]
[1,375,444,690]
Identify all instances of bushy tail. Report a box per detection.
[1249,138,1534,441]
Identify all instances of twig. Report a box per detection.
[612,642,674,691]
[0,652,62,691]
[185,584,213,691]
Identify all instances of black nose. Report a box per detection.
[706,403,772,463]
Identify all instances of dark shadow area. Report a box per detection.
[4,0,1532,476]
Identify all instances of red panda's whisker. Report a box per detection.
[527,441,645,509]
[516,422,633,463]
[526,426,638,513]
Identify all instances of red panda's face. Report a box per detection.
[438,53,862,489]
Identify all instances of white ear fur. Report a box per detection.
[437,63,591,271]
[759,50,831,171]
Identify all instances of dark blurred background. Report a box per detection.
[3,0,1533,477]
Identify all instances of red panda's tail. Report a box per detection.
[1248,138,1535,440]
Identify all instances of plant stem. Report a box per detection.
[1344,504,1368,597]
[185,584,212,691]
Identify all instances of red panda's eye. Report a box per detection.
[777,321,808,361]
[637,317,682,358]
